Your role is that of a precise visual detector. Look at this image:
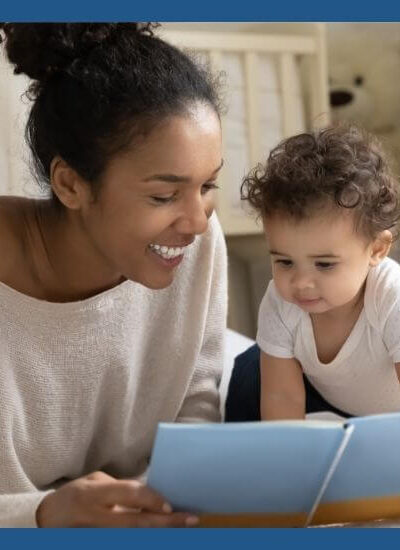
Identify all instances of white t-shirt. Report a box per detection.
[257,257,400,416]
[0,213,227,527]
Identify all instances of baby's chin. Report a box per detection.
[291,297,330,314]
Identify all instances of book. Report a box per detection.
[147,412,400,527]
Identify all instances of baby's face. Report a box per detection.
[264,210,384,315]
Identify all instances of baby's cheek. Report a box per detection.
[275,279,290,301]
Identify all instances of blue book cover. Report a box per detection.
[147,413,400,527]
[147,420,348,526]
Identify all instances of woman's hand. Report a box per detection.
[36,471,199,527]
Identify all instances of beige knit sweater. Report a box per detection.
[0,213,227,527]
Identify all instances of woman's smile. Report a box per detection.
[148,242,191,268]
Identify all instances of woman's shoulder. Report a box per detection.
[0,196,31,280]
[187,212,227,268]
[201,212,225,249]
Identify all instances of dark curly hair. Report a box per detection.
[241,124,400,241]
[0,23,222,201]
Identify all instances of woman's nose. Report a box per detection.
[176,198,212,236]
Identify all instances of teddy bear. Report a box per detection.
[327,23,400,175]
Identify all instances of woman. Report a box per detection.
[0,23,227,527]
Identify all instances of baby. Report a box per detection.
[239,124,400,420]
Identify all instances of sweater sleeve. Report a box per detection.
[175,215,228,424]
[0,491,52,527]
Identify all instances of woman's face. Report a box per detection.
[79,103,223,289]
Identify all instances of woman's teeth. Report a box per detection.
[149,244,186,259]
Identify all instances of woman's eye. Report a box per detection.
[315,262,337,270]
[275,259,293,268]
[150,183,218,204]
[201,182,220,195]
[150,195,175,204]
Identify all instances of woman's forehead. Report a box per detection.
[107,109,222,174]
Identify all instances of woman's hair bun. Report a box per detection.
[0,23,157,82]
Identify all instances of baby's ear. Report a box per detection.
[369,230,392,266]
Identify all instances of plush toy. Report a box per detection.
[327,23,400,173]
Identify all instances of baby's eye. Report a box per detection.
[315,261,337,270]
[275,259,293,268]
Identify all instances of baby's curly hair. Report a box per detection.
[241,124,400,241]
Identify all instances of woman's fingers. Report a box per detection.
[78,476,199,527]
[91,479,170,513]
[37,471,198,527]
[90,509,199,528]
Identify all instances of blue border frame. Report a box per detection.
[1,527,400,548]
[1,0,400,21]
[1,1,400,548]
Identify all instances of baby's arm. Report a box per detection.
[260,351,305,420]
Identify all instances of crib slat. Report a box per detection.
[208,50,233,231]
[307,24,331,128]
[279,52,299,138]
[207,50,263,236]
[244,52,261,168]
